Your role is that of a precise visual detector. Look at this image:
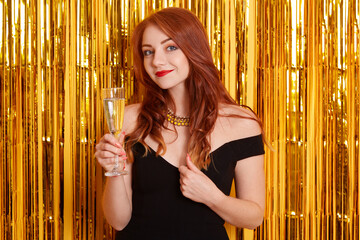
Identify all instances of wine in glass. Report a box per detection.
[102,87,128,176]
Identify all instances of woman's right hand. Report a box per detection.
[95,132,127,172]
[96,131,133,230]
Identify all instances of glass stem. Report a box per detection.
[114,155,119,170]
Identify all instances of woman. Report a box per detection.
[95,7,265,240]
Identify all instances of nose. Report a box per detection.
[152,50,166,66]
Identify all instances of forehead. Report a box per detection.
[142,24,170,45]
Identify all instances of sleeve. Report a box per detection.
[232,134,265,161]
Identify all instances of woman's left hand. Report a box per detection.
[179,154,223,205]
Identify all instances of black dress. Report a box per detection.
[116,134,264,240]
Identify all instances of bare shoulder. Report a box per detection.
[216,104,262,140]
[123,103,141,133]
[124,103,141,117]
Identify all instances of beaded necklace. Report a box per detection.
[166,108,190,127]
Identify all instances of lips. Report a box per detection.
[155,70,174,77]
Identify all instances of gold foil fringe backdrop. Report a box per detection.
[0,0,251,239]
[0,0,359,240]
[257,0,360,240]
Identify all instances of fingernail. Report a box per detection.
[187,153,190,159]
[122,131,126,135]
[115,143,121,148]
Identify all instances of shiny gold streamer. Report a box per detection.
[0,0,249,239]
[258,0,360,240]
[1,0,359,240]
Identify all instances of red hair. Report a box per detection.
[126,7,260,169]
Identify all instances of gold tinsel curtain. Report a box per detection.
[258,0,360,240]
[0,0,359,240]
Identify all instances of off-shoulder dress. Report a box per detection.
[116,134,264,240]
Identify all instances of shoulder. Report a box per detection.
[216,103,262,140]
[123,103,141,133]
[125,103,141,116]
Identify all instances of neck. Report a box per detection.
[167,86,190,116]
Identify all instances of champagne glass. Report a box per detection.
[102,87,128,176]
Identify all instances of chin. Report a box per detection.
[153,82,174,90]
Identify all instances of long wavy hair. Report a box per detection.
[125,7,262,169]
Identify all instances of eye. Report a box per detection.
[143,50,153,56]
[167,45,178,51]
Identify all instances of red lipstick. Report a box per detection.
[155,70,173,77]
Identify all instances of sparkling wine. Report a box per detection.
[103,98,125,137]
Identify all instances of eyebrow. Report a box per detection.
[142,38,172,48]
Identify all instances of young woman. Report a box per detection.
[95,7,265,240]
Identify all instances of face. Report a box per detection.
[141,24,190,91]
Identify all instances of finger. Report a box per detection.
[117,131,126,146]
[186,153,202,173]
[96,156,118,171]
[103,133,122,148]
[96,142,124,156]
[178,165,185,173]
[97,154,128,165]
[179,184,184,194]
[178,165,189,175]
[95,149,118,159]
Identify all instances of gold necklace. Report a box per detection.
[167,108,190,127]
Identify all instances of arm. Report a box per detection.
[95,104,140,230]
[95,133,133,230]
[209,155,265,229]
[179,154,265,229]
[179,105,265,229]
[102,174,133,230]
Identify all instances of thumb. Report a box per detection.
[186,153,201,173]
[118,131,126,145]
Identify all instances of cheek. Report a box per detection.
[143,61,153,75]
[180,58,190,77]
